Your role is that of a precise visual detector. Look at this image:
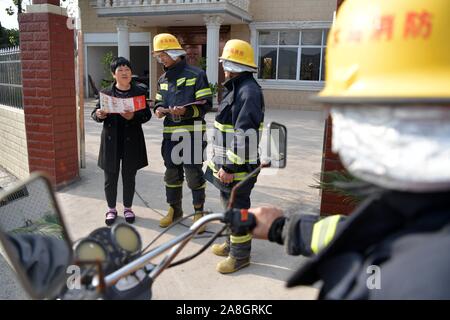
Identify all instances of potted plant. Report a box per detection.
[310,170,368,206]
[101,51,115,89]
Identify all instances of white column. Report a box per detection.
[116,19,130,60]
[204,15,223,88]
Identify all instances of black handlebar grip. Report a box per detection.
[222,209,257,234]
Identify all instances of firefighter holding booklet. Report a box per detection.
[152,33,213,232]
[91,57,152,226]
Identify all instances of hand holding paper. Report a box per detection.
[155,108,166,119]
[96,109,108,120]
[100,92,146,114]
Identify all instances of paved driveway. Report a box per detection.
[1,101,326,300]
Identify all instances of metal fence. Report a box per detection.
[0,46,23,109]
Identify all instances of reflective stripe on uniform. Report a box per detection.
[311,215,342,254]
[155,93,163,101]
[166,183,183,188]
[192,105,200,118]
[215,121,265,133]
[186,78,196,86]
[207,161,255,181]
[230,234,252,244]
[177,77,186,87]
[226,149,258,164]
[226,149,245,165]
[195,88,212,99]
[214,121,235,133]
[163,124,207,133]
[160,83,168,90]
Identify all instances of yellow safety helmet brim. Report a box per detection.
[219,57,257,69]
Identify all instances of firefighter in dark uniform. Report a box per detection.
[249,0,450,299]
[152,34,213,232]
[205,39,265,274]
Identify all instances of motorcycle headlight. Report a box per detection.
[73,238,107,263]
[111,223,141,256]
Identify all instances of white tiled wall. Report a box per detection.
[0,105,29,179]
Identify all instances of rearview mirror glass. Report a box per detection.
[267,122,287,168]
[0,173,73,299]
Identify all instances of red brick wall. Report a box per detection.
[33,0,60,4]
[19,5,79,187]
[319,117,356,216]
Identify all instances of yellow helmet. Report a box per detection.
[220,39,257,69]
[318,0,450,104]
[153,33,183,52]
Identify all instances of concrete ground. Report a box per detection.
[1,100,327,300]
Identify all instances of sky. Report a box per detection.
[0,0,75,30]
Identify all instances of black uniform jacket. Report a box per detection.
[154,57,212,140]
[205,72,265,192]
[272,188,450,299]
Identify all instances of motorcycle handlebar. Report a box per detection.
[104,213,225,286]
[103,208,256,287]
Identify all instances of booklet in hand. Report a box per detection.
[100,92,146,113]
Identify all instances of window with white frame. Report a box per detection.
[257,29,329,82]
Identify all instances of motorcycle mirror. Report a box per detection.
[267,122,287,168]
[0,172,73,299]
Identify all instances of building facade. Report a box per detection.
[80,0,336,109]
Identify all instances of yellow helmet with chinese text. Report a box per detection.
[153,33,183,52]
[220,39,257,69]
[317,0,450,105]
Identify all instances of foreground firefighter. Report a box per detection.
[250,0,450,299]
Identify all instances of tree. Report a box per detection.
[4,0,68,47]
[0,23,7,48]
[0,22,19,48]
[7,29,20,46]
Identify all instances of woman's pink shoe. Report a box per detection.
[124,209,135,224]
[105,209,118,226]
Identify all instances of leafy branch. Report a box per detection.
[310,170,366,205]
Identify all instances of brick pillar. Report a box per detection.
[319,0,355,216]
[19,0,79,187]
[319,117,356,216]
[33,0,60,4]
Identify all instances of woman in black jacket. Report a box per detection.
[91,57,152,225]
